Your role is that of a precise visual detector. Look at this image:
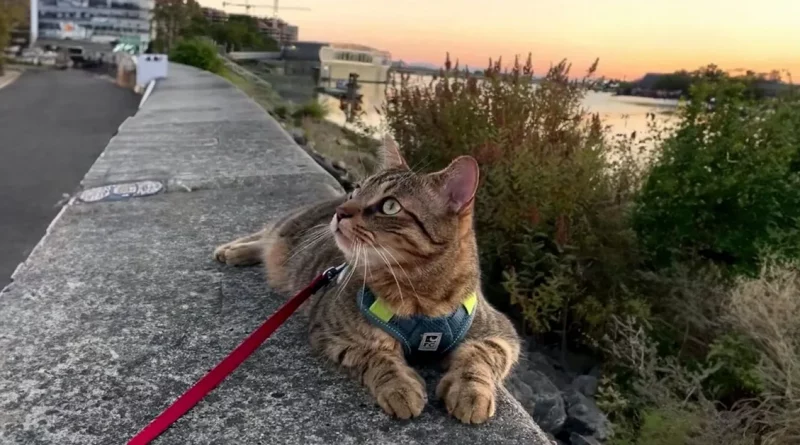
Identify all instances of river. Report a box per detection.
[318,76,679,143]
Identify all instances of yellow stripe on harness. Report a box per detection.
[462,292,477,315]
[368,292,478,321]
[368,298,394,322]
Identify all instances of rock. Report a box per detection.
[525,350,571,389]
[571,375,599,398]
[290,127,307,145]
[569,433,602,445]
[508,369,567,434]
[335,137,353,146]
[545,433,565,445]
[563,389,612,440]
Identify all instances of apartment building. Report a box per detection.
[202,6,227,23]
[36,0,153,47]
[256,17,298,45]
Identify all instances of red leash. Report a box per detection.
[128,264,346,445]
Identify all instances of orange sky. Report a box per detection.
[199,0,800,79]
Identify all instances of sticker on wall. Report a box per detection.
[78,180,164,203]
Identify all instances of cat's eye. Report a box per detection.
[380,198,402,215]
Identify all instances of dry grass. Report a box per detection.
[603,260,800,445]
[727,260,800,444]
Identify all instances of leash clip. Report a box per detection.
[318,263,347,289]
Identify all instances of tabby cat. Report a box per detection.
[213,136,521,424]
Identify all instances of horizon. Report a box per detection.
[197,0,799,80]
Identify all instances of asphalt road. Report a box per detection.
[0,68,139,289]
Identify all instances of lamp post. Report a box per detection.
[29,0,38,46]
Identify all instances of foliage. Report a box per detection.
[651,71,692,92]
[637,407,701,445]
[152,0,277,53]
[0,0,26,75]
[602,259,800,444]
[633,72,800,276]
[618,65,791,98]
[292,100,328,120]
[272,104,289,119]
[151,0,202,53]
[704,333,764,400]
[170,38,223,74]
[211,15,279,52]
[602,315,760,445]
[383,54,647,345]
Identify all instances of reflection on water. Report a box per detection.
[318,76,679,143]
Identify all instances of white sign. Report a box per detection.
[135,54,169,88]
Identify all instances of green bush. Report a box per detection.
[292,101,329,120]
[704,333,764,400]
[383,55,646,344]
[169,38,223,74]
[272,105,289,120]
[633,74,800,275]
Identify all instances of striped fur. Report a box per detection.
[213,137,521,424]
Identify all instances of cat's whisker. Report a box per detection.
[370,243,404,303]
[377,244,420,301]
[283,229,330,265]
[285,225,330,255]
[361,244,369,293]
[334,241,359,303]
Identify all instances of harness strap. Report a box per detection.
[359,288,478,356]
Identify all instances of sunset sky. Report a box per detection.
[199,0,799,79]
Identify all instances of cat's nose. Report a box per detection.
[336,205,354,221]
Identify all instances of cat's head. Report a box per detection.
[329,135,479,267]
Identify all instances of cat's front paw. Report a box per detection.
[213,242,260,266]
[374,372,427,420]
[436,371,496,424]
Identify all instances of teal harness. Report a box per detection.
[357,287,477,357]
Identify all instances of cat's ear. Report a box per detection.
[433,156,480,213]
[380,134,408,170]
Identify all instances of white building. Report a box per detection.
[35,0,153,48]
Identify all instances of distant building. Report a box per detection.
[281,41,391,85]
[202,7,227,23]
[36,0,153,47]
[256,17,298,45]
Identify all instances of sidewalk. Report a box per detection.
[0,63,547,444]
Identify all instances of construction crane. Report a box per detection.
[221,0,310,18]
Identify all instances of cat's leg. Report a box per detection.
[313,332,427,419]
[213,230,265,266]
[436,310,521,424]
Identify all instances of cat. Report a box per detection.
[213,136,521,424]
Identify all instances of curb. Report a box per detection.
[139,79,157,109]
[0,71,22,90]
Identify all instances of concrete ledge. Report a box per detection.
[0,63,549,444]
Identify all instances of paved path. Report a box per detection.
[0,68,138,288]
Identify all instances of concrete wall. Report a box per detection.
[0,63,549,445]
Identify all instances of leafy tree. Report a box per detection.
[633,72,800,275]
[151,0,199,52]
[152,3,277,54]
